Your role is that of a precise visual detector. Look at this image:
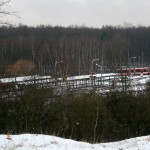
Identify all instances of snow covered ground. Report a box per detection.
[0,134,150,150]
[1,73,150,85]
[1,74,150,94]
[0,75,52,83]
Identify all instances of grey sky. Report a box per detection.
[7,0,150,27]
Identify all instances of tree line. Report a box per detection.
[0,25,150,77]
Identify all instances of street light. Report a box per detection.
[96,63,102,71]
[96,63,102,85]
[91,59,99,73]
[90,59,99,87]
[129,57,136,67]
[55,61,63,79]
[129,57,136,76]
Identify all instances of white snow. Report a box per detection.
[1,74,150,84]
[0,134,150,150]
[0,75,52,83]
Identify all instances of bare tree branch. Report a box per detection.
[0,0,19,25]
[0,0,11,7]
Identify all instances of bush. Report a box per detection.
[1,87,150,143]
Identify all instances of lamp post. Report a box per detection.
[129,57,136,76]
[129,57,136,67]
[142,51,143,67]
[96,63,102,85]
[91,59,99,73]
[96,64,102,71]
[90,59,99,87]
[138,56,140,67]
[55,61,63,80]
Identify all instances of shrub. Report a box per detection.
[1,87,150,143]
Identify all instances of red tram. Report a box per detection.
[117,67,150,76]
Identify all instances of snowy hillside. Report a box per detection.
[1,134,150,150]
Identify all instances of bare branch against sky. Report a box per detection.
[0,0,19,25]
[8,0,150,27]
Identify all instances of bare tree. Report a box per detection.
[0,0,16,25]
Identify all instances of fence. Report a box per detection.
[0,74,147,96]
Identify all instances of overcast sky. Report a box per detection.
[6,0,150,27]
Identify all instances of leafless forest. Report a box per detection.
[0,25,150,77]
